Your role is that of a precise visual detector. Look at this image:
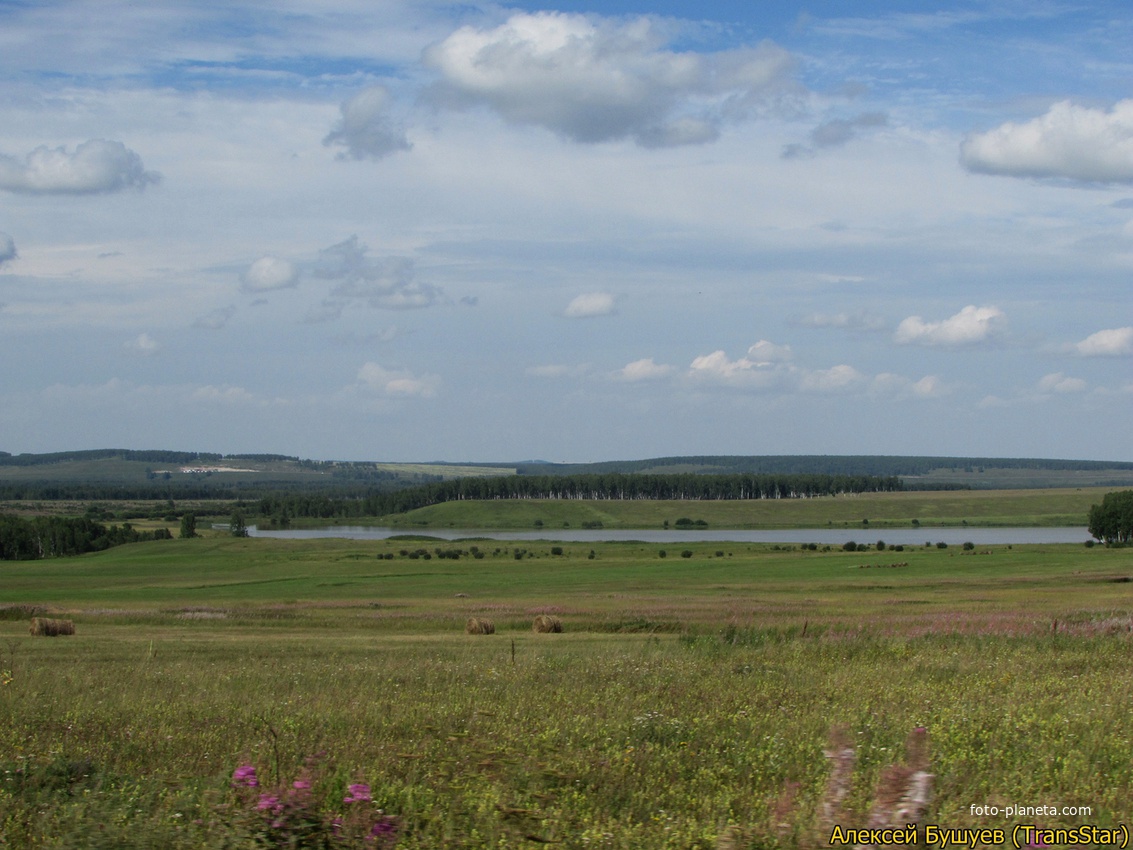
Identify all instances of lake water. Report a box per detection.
[248,526,1093,545]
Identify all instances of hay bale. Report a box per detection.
[30,617,75,637]
[532,614,563,633]
[465,617,495,635]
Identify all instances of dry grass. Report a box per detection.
[29,617,76,637]
[465,617,495,635]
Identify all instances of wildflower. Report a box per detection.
[367,815,399,843]
[344,783,372,804]
[256,794,281,812]
[292,778,312,791]
[231,764,259,788]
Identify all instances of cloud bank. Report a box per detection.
[961,100,1133,183]
[424,11,794,147]
[357,362,439,397]
[0,139,160,194]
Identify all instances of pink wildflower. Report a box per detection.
[344,783,372,804]
[231,764,259,788]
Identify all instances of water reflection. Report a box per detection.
[249,526,1091,545]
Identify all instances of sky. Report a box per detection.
[0,0,1130,463]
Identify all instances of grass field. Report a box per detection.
[2,534,1132,848]
[370,488,1106,530]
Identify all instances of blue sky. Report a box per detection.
[0,1,1129,462]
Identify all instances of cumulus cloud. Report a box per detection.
[424,11,794,147]
[894,305,1004,347]
[782,111,887,159]
[960,100,1133,183]
[242,256,299,292]
[315,236,441,310]
[564,291,615,318]
[870,373,948,398]
[746,339,793,363]
[1073,326,1133,357]
[616,357,672,381]
[688,348,791,389]
[124,332,160,356]
[323,85,412,161]
[0,232,15,267]
[1038,372,1087,394]
[799,364,864,392]
[357,362,439,397]
[0,139,160,194]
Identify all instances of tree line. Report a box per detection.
[1088,490,1133,544]
[0,514,172,560]
[254,472,904,520]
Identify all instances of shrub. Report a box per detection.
[936,541,948,549]
[680,550,693,558]
[550,546,563,556]
[842,541,857,552]
[962,541,975,551]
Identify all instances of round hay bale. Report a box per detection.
[30,617,75,637]
[531,614,563,633]
[465,617,495,635]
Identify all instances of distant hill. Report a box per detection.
[0,450,1131,496]
[513,455,1133,489]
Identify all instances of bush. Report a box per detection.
[936,541,948,549]
[962,541,975,551]
[680,550,693,558]
[843,541,858,552]
[876,540,886,551]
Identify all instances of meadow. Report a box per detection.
[2,530,1132,848]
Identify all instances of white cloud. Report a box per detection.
[0,139,160,194]
[323,85,412,161]
[800,364,864,392]
[616,357,672,381]
[357,362,439,397]
[243,256,299,292]
[315,236,440,310]
[125,332,160,356]
[424,11,794,147]
[1074,326,1133,357]
[960,100,1133,183]
[894,305,1004,347]
[688,349,788,389]
[564,291,615,318]
[870,373,948,398]
[746,339,793,363]
[1037,372,1087,394]
[0,232,15,267]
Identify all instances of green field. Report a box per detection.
[2,534,1132,848]
[372,488,1104,530]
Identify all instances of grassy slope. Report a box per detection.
[373,487,1108,530]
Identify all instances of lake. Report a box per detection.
[248,526,1093,545]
